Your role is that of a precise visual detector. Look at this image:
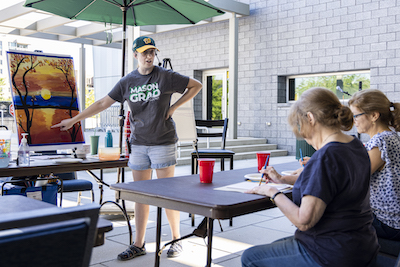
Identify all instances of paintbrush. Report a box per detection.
[299,148,304,167]
[259,154,270,186]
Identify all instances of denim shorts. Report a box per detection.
[128,144,177,170]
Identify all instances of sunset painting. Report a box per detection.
[7,51,84,147]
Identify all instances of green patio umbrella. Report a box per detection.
[24,0,224,151]
[24,0,224,75]
[24,0,224,27]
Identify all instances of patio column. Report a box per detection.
[127,26,140,73]
[228,12,238,139]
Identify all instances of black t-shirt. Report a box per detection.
[108,66,189,146]
[293,137,379,267]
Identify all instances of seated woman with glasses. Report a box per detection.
[349,89,400,241]
[242,87,378,267]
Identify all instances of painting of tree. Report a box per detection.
[7,51,84,147]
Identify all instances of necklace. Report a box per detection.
[320,131,340,148]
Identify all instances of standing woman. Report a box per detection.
[52,36,202,260]
[349,89,400,240]
[242,88,378,267]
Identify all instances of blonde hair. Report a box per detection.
[348,89,400,131]
[288,87,353,138]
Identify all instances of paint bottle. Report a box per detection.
[105,127,113,147]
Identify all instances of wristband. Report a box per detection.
[270,191,283,204]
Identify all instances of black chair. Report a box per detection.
[0,201,100,267]
[191,118,235,175]
[38,151,94,207]
[375,238,400,267]
[56,172,94,206]
[190,118,235,226]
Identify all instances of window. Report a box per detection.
[287,70,370,102]
[8,42,28,50]
[202,69,229,120]
[8,42,16,49]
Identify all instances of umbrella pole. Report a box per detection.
[117,7,128,186]
[119,7,127,154]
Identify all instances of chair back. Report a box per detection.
[171,93,198,157]
[56,172,77,180]
[0,201,99,267]
[195,118,229,150]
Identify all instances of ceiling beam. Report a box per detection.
[76,23,114,37]
[0,3,31,23]
[43,25,76,36]
[208,0,250,16]
[36,16,72,31]
[82,30,123,42]
[23,31,60,41]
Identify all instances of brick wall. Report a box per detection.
[150,0,400,155]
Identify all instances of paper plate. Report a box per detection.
[244,173,265,182]
[281,170,296,176]
[54,158,83,164]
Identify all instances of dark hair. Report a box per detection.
[348,89,400,132]
[288,87,353,138]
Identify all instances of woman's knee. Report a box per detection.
[241,247,258,267]
[241,248,250,267]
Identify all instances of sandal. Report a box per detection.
[117,243,146,261]
[167,241,183,258]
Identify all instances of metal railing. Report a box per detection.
[85,105,120,132]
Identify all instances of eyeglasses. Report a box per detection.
[141,49,156,56]
[353,112,366,120]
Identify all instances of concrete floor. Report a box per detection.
[62,155,300,267]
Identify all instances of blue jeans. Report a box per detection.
[372,215,400,241]
[241,236,320,267]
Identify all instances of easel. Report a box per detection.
[163,58,173,70]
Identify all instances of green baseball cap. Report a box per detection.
[132,36,160,53]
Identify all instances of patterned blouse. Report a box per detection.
[366,131,400,229]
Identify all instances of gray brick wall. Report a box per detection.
[150,0,400,155]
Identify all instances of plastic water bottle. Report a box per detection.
[17,133,30,166]
[105,127,113,147]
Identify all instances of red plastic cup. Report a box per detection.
[256,152,270,171]
[198,159,216,183]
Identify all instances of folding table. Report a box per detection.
[111,162,298,267]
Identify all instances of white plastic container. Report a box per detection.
[17,133,30,166]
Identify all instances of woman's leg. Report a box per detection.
[131,169,152,247]
[241,236,320,267]
[155,165,181,240]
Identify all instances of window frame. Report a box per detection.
[286,70,370,103]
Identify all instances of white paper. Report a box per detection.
[26,190,42,201]
[214,181,292,193]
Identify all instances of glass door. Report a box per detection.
[202,69,229,120]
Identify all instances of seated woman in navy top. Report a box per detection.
[242,87,379,267]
